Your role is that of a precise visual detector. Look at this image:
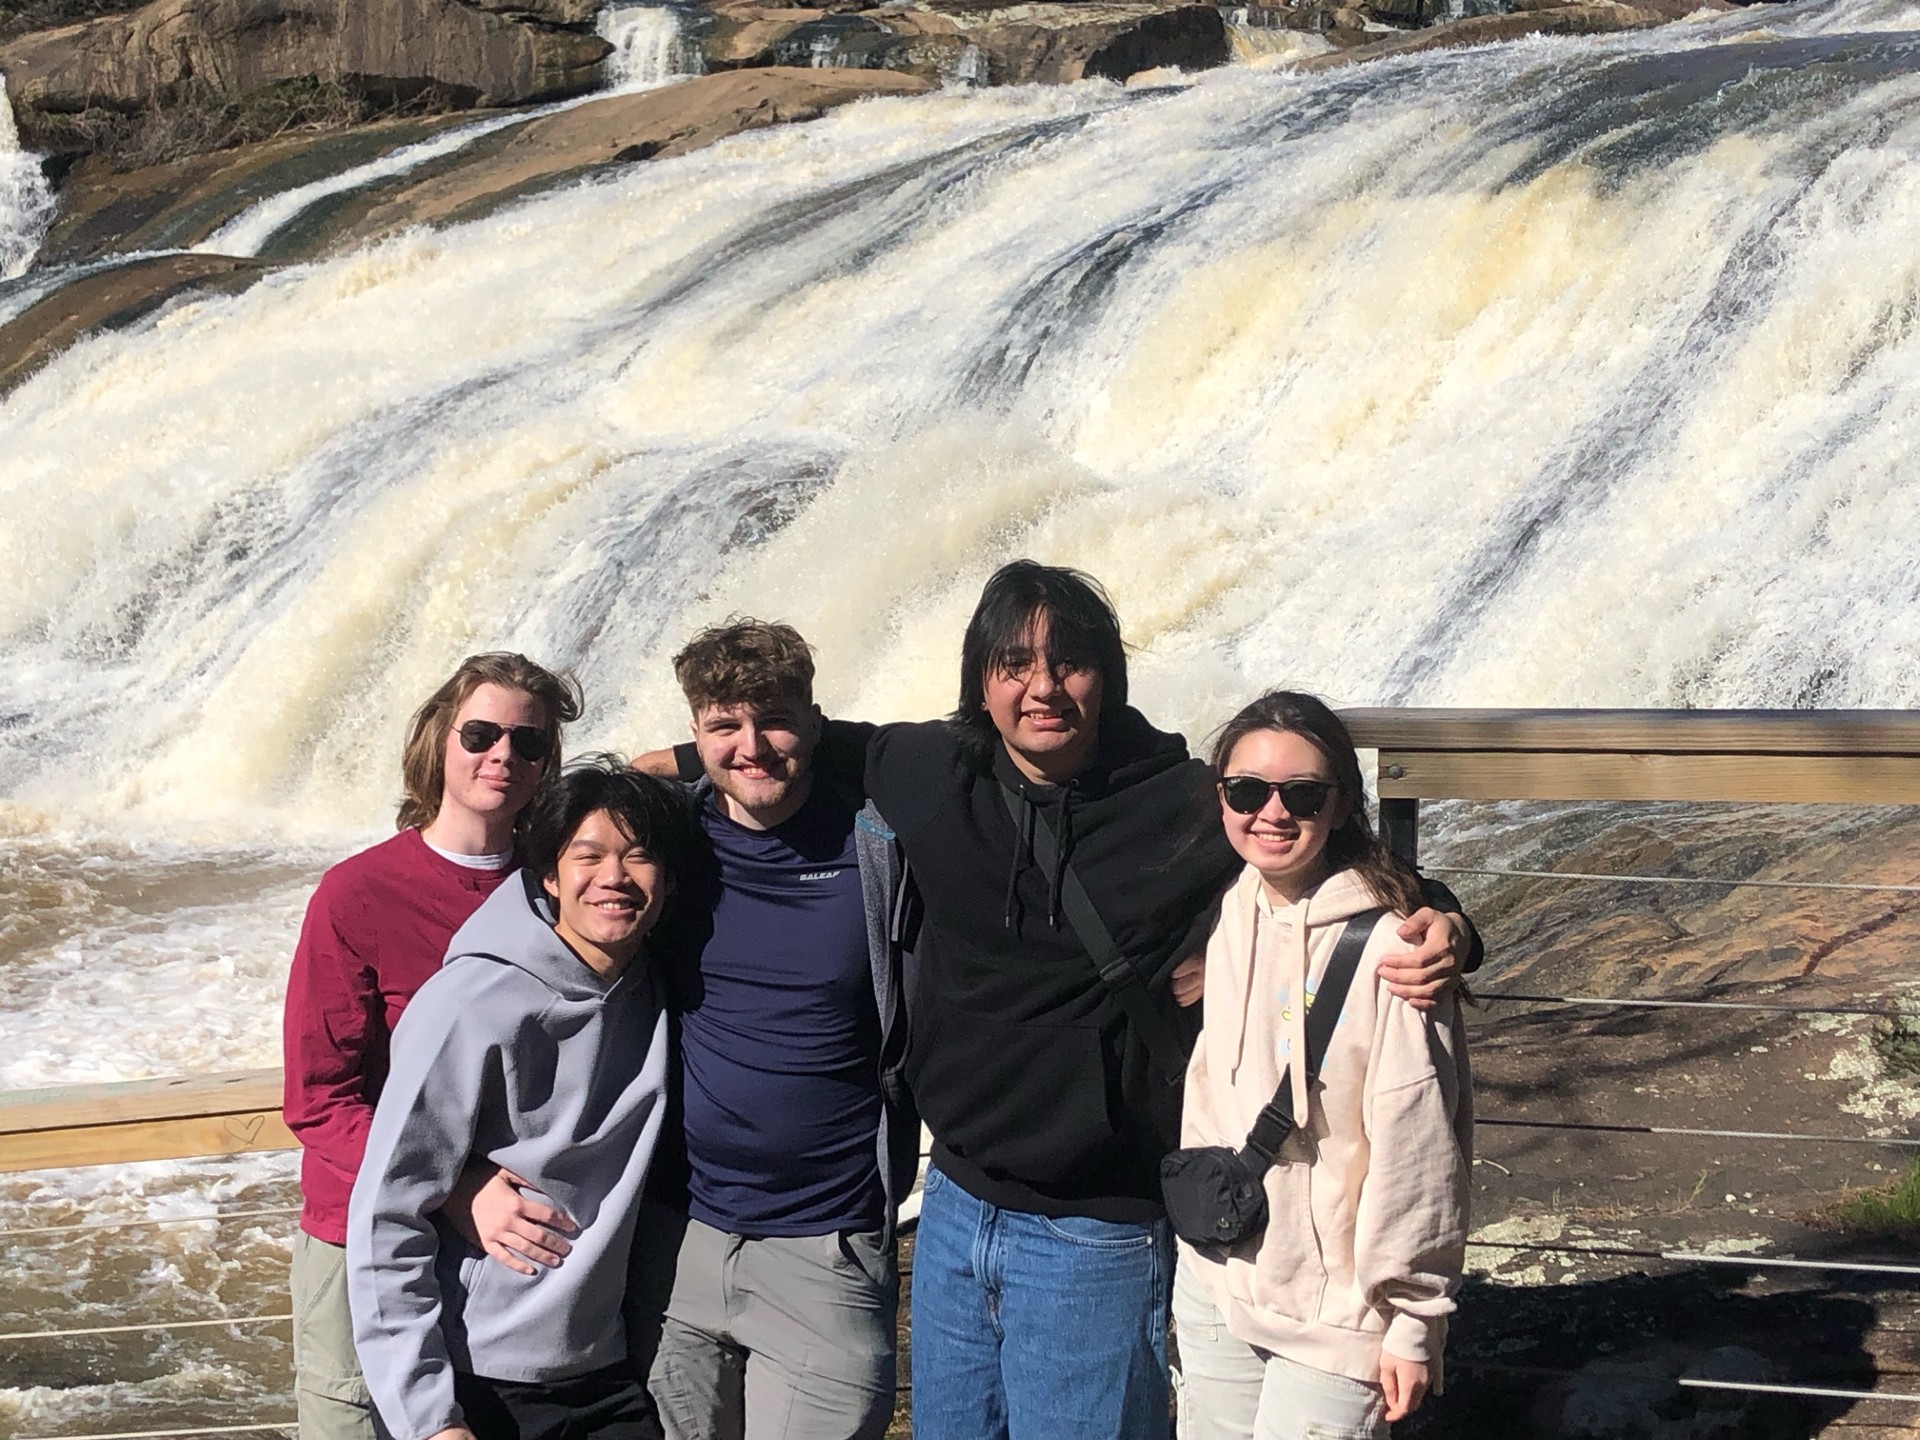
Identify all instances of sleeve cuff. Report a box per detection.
[673,741,702,784]
[1382,1309,1443,1365]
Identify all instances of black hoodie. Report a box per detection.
[829,707,1241,1223]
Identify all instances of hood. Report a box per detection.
[442,868,623,1002]
[987,704,1207,932]
[1297,867,1388,928]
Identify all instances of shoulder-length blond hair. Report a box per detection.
[395,653,584,832]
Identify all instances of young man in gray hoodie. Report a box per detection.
[347,759,695,1440]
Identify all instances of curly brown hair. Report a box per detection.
[672,619,815,713]
[395,653,583,831]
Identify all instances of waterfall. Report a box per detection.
[598,1,704,91]
[8,0,1920,842]
[0,77,55,280]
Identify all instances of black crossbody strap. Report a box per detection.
[1241,908,1388,1162]
[999,784,1190,1086]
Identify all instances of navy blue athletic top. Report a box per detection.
[679,785,886,1236]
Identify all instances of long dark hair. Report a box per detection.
[947,559,1128,764]
[1210,690,1424,916]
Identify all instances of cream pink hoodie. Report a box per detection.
[1180,864,1471,1386]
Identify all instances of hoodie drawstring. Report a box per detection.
[1048,785,1076,930]
[1001,783,1076,931]
[1003,795,1035,930]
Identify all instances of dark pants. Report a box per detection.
[455,1365,665,1440]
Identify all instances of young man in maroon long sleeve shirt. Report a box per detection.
[282,652,581,1440]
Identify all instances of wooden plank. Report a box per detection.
[0,1069,283,1135]
[1343,709,1920,756]
[0,1110,297,1175]
[1377,750,1920,804]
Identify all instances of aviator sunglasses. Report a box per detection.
[456,719,553,763]
[1218,776,1335,819]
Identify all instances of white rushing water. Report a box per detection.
[0,78,55,280]
[598,1,704,90]
[4,0,1920,1423]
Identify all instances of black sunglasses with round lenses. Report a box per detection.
[1218,776,1335,819]
[457,719,553,763]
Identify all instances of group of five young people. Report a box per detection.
[282,560,1475,1440]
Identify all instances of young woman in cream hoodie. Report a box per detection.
[1176,691,1471,1440]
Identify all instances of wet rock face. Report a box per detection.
[0,0,611,144]
[700,0,1229,85]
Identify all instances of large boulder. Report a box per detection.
[700,0,1228,84]
[0,0,611,137]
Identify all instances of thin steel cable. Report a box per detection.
[1468,1238,1920,1276]
[1678,1377,1920,1403]
[1424,864,1920,895]
[0,1313,292,1342]
[15,1425,295,1440]
[1452,1361,1920,1404]
[1477,1116,1920,1147]
[0,1208,300,1241]
[1475,992,1908,1018]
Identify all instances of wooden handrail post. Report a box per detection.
[1380,795,1418,867]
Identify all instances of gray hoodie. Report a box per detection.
[346,871,670,1440]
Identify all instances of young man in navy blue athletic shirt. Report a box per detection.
[461,621,913,1440]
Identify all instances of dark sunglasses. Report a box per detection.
[457,720,552,763]
[1218,776,1335,818]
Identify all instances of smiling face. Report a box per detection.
[690,693,821,830]
[542,808,670,975]
[1219,727,1352,904]
[982,613,1105,784]
[440,682,549,836]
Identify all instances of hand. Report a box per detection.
[629,747,681,778]
[1379,1352,1430,1421]
[1170,953,1205,1008]
[443,1165,577,1276]
[1376,909,1468,1011]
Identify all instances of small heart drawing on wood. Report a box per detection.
[225,1113,266,1146]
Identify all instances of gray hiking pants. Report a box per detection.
[629,1204,897,1440]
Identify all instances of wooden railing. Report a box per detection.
[0,1068,291,1175]
[1343,708,1920,864]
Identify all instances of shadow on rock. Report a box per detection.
[1404,1260,1887,1439]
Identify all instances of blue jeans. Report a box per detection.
[911,1164,1174,1440]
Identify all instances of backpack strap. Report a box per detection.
[1240,908,1388,1163]
[999,783,1190,1086]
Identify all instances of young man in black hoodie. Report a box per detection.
[767,560,1477,1440]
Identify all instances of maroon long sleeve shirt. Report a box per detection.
[281,828,515,1244]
